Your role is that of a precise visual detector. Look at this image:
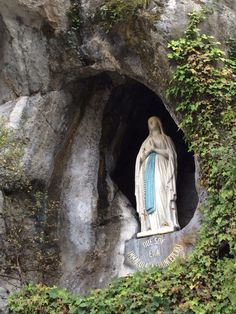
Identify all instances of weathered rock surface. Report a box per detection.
[0,0,235,311]
[0,92,73,183]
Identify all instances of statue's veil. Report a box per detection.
[148,116,165,135]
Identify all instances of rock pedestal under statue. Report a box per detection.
[124,220,199,271]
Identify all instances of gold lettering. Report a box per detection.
[127,251,149,269]
[167,253,176,263]
[173,244,184,253]
[163,259,170,266]
[160,244,185,267]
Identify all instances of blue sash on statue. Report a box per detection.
[144,152,156,215]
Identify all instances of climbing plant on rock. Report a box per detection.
[0,120,25,190]
[167,10,236,258]
[1,191,60,286]
[94,0,146,32]
[0,121,60,288]
[165,10,236,312]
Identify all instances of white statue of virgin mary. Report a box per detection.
[135,116,180,237]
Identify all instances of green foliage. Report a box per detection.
[8,10,236,314]
[66,1,84,58]
[226,37,236,61]
[167,10,236,207]
[1,189,60,285]
[95,0,146,32]
[67,0,82,30]
[0,120,59,286]
[8,271,172,314]
[226,37,236,73]
[0,119,25,189]
[8,284,77,314]
[166,10,236,311]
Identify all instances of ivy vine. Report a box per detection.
[0,121,60,289]
[94,0,146,32]
[0,119,25,190]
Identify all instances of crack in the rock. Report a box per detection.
[37,108,58,134]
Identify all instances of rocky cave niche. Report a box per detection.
[54,73,200,292]
[103,77,199,229]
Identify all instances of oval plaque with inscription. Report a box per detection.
[124,232,191,270]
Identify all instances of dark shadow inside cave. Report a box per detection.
[104,78,198,228]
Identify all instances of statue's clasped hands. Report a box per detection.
[141,148,168,163]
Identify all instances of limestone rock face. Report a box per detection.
[0,0,235,310]
[0,92,73,182]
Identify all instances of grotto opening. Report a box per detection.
[106,78,199,229]
[51,72,201,290]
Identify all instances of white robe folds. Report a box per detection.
[135,133,180,236]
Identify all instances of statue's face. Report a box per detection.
[148,117,161,132]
